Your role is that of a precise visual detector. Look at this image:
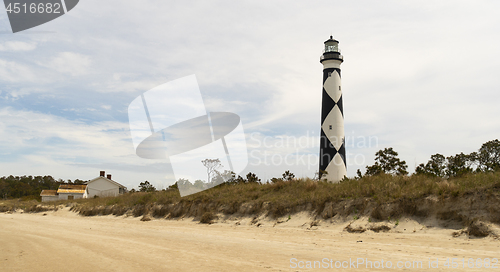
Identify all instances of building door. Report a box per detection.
[68,195,74,200]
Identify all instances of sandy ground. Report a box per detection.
[1,209,499,272]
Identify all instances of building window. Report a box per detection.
[329,125,332,130]
[339,86,341,90]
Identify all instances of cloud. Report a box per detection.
[1,0,500,181]
[0,59,37,83]
[0,41,37,51]
[42,52,91,76]
[0,107,171,188]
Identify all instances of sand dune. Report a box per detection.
[1,209,499,271]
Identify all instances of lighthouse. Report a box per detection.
[319,36,346,182]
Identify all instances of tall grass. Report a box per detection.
[2,172,499,218]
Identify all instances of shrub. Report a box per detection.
[200,211,217,224]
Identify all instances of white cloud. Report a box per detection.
[0,107,170,188]
[1,0,500,180]
[0,59,37,83]
[0,41,37,51]
[101,77,164,93]
[43,52,91,76]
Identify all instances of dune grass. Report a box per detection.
[2,172,500,218]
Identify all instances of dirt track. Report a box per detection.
[1,209,499,271]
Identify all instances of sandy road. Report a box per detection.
[1,209,499,271]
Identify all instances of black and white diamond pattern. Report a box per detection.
[320,68,346,181]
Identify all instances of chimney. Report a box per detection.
[107,174,112,180]
[100,171,105,177]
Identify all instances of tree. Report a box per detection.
[282,171,295,181]
[365,164,383,176]
[246,172,261,183]
[446,152,475,178]
[0,175,59,199]
[176,178,196,192]
[201,158,222,183]
[234,175,246,184]
[167,183,178,190]
[211,170,235,186]
[73,179,87,185]
[194,180,205,189]
[138,181,156,192]
[477,139,500,172]
[0,179,6,199]
[221,170,236,183]
[210,171,224,185]
[365,147,408,176]
[415,153,447,177]
[271,171,295,183]
[176,178,190,187]
[356,169,363,179]
[230,173,260,184]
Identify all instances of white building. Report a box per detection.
[40,185,88,202]
[84,171,127,198]
[40,190,59,202]
[57,184,88,200]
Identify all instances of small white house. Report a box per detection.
[84,171,127,198]
[40,190,59,202]
[57,184,88,200]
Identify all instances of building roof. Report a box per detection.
[40,190,58,196]
[85,176,127,189]
[57,184,87,194]
[324,35,339,44]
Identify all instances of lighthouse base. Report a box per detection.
[321,157,347,183]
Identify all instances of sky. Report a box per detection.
[1,0,500,190]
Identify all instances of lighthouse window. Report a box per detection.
[325,45,338,52]
[339,86,341,90]
[329,125,332,130]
